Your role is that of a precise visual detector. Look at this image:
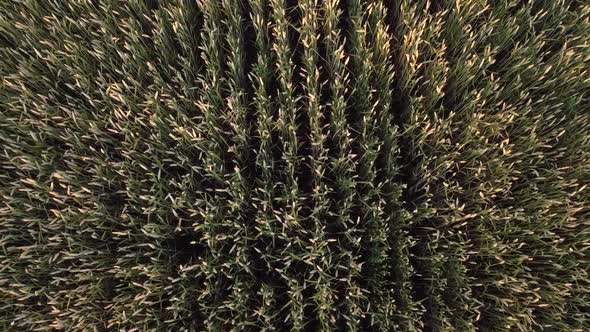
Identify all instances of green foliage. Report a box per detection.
[1,0,589,331]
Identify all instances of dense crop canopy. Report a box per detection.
[1,0,589,331]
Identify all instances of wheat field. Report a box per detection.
[1,0,589,331]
